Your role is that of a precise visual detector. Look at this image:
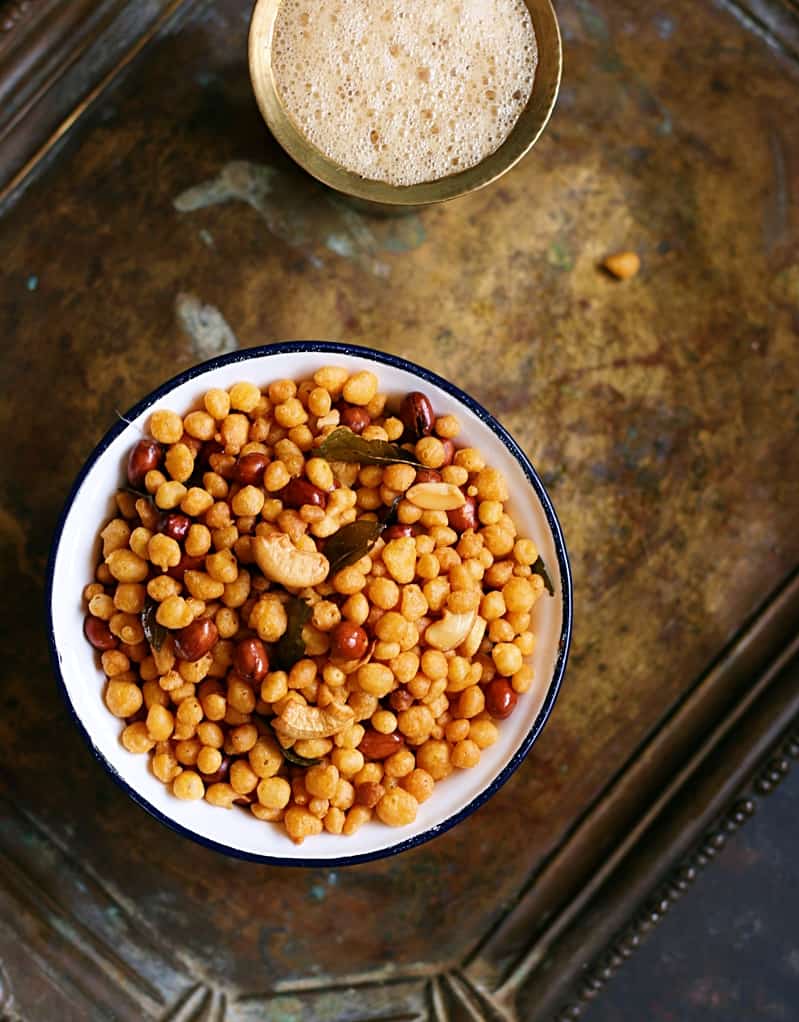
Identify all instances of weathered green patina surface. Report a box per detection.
[0,0,797,1018]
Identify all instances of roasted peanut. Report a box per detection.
[340,406,371,433]
[485,679,518,719]
[281,478,327,509]
[358,729,404,760]
[399,391,434,440]
[233,637,269,683]
[84,615,118,651]
[330,621,369,660]
[235,452,268,486]
[173,619,219,662]
[127,439,162,489]
[447,495,478,533]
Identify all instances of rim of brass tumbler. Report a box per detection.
[248,0,562,208]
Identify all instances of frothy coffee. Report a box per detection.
[271,0,537,187]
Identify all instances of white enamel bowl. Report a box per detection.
[47,342,572,866]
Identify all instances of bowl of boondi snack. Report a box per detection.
[48,342,572,865]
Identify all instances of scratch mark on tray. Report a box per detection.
[770,263,799,314]
[0,959,12,1014]
[575,0,611,44]
[575,0,672,134]
[175,292,238,359]
[0,504,40,585]
[653,13,675,39]
[173,161,425,276]
[764,125,790,252]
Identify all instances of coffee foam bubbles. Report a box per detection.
[272,0,537,187]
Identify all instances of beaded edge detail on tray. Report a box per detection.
[553,726,799,1021]
[1,1,39,35]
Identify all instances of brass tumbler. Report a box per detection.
[248,0,562,208]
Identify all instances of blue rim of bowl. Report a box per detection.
[47,341,573,867]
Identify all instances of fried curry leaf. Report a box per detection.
[271,596,312,671]
[324,519,384,575]
[262,718,320,767]
[379,493,403,527]
[122,485,151,500]
[324,496,403,575]
[280,745,322,768]
[317,427,420,466]
[141,598,167,651]
[532,556,555,597]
